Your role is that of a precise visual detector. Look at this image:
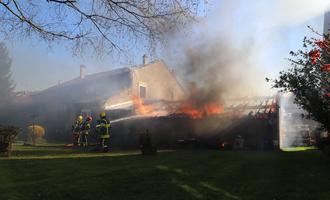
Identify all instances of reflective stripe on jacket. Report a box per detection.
[96,118,110,138]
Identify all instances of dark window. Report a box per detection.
[139,86,146,98]
[169,89,174,100]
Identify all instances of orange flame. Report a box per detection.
[175,82,224,119]
[204,102,224,115]
[132,96,154,115]
[178,101,224,119]
[179,102,203,119]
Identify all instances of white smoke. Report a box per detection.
[163,0,330,99]
[279,93,320,148]
[270,0,330,28]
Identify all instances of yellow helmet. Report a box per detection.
[78,115,83,122]
[100,111,106,118]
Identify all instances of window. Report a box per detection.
[138,82,147,98]
[169,88,174,100]
[139,86,146,98]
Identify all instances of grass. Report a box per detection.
[0,145,330,200]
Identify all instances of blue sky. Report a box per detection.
[5,0,330,92]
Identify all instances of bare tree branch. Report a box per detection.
[0,0,200,55]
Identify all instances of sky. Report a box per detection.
[5,0,330,92]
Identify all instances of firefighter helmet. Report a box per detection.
[78,115,83,122]
[100,112,106,118]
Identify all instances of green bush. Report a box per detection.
[0,125,19,156]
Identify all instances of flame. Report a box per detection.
[178,101,224,119]
[179,102,203,119]
[175,82,224,119]
[204,102,224,115]
[132,96,154,115]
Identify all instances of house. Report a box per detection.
[15,59,186,140]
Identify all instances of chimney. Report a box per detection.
[324,11,330,35]
[171,69,175,74]
[80,64,86,79]
[142,54,148,65]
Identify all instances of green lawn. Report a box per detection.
[0,145,330,200]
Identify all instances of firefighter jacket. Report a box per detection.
[72,121,82,132]
[80,120,91,132]
[96,118,110,138]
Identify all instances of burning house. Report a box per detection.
[12,58,290,150]
[14,59,186,140]
[109,95,280,150]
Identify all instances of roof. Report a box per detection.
[50,67,131,90]
[22,59,185,106]
[38,59,165,94]
[32,67,133,104]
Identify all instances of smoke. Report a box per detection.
[279,93,320,148]
[154,0,329,140]
[163,0,330,106]
[178,36,263,105]
[279,93,304,148]
[165,27,270,110]
[269,0,330,28]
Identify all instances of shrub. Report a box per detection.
[0,125,19,156]
[27,125,45,145]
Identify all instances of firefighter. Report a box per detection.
[79,116,92,148]
[96,112,110,152]
[72,115,83,146]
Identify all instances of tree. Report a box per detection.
[0,42,14,107]
[270,28,330,132]
[27,125,45,145]
[0,0,201,54]
[0,125,19,156]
